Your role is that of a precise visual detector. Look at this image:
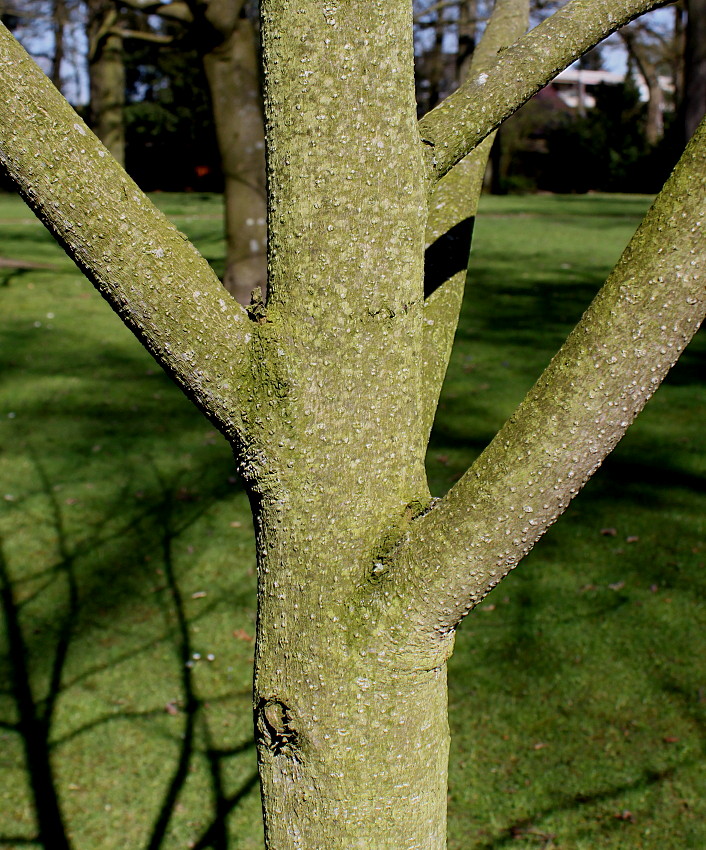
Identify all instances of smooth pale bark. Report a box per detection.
[202,12,267,304]
[87,0,125,165]
[683,0,706,142]
[1,1,705,847]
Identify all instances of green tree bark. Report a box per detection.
[0,0,704,846]
[419,0,668,180]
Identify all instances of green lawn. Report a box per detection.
[1,191,704,849]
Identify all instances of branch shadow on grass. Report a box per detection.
[144,474,257,850]
[0,455,258,850]
[474,665,706,847]
[0,542,71,850]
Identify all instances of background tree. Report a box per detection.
[682,0,706,143]
[414,0,489,115]
[1,0,704,847]
[195,0,266,302]
[619,19,668,144]
[46,0,266,297]
[123,30,221,190]
[86,0,128,163]
[87,0,183,165]
[127,0,267,302]
[0,0,83,96]
[49,0,67,88]
[618,2,706,150]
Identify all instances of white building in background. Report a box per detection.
[551,67,674,112]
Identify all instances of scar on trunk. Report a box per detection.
[258,698,300,758]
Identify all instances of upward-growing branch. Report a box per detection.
[379,117,706,650]
[419,0,668,182]
[0,25,255,445]
[420,0,529,443]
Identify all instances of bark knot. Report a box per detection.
[258,698,300,758]
[246,285,269,323]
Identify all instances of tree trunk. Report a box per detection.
[683,0,706,143]
[0,0,702,845]
[202,14,267,305]
[255,0,439,838]
[253,498,451,847]
[456,0,479,83]
[252,0,531,843]
[426,18,447,113]
[673,4,685,106]
[87,0,125,166]
[50,0,67,91]
[643,66,665,145]
[620,29,664,145]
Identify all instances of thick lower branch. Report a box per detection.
[391,116,706,640]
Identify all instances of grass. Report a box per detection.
[1,191,704,849]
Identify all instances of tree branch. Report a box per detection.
[379,117,706,656]
[414,0,466,21]
[119,0,194,23]
[420,0,529,444]
[0,25,254,445]
[418,0,669,183]
[87,5,119,60]
[111,27,174,43]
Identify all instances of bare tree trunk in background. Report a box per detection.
[456,0,478,82]
[425,16,446,114]
[683,0,706,143]
[201,8,267,304]
[621,28,665,145]
[87,0,125,165]
[672,3,685,104]
[128,0,268,303]
[50,0,67,91]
